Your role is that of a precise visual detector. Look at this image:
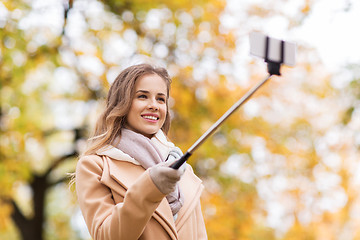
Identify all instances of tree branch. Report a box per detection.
[48,175,71,188]
[44,151,78,178]
[62,0,73,36]
[9,199,28,230]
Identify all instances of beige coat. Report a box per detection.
[75,145,207,240]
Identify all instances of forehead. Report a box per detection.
[135,74,167,94]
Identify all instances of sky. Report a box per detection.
[294,0,360,71]
[224,0,360,74]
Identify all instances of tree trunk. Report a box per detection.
[31,175,47,240]
[12,175,47,240]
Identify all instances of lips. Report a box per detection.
[141,114,159,121]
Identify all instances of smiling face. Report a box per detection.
[125,73,168,138]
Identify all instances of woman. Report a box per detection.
[75,63,207,239]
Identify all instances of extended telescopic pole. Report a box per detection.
[170,32,292,169]
[170,73,275,169]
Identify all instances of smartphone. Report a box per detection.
[249,32,296,67]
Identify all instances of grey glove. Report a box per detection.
[149,147,186,195]
[166,146,187,172]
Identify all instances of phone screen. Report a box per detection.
[249,32,296,66]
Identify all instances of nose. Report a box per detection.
[147,98,159,111]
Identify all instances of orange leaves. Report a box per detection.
[0,203,13,232]
[202,178,275,239]
[301,0,311,14]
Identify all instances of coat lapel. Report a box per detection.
[100,156,178,239]
[175,166,204,229]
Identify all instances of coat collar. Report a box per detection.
[96,145,140,166]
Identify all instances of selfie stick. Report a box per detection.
[171,34,294,169]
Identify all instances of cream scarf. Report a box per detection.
[116,128,184,216]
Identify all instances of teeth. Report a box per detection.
[143,115,158,120]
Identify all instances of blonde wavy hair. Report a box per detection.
[84,63,172,155]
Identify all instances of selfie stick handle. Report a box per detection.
[171,74,273,169]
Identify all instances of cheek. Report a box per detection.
[130,100,143,112]
[161,105,167,116]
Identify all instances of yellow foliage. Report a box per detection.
[0,203,12,231]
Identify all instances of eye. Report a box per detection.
[157,97,166,103]
[137,94,147,99]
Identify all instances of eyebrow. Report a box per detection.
[136,90,166,96]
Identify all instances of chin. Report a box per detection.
[141,129,158,137]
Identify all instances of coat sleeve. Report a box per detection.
[75,155,166,240]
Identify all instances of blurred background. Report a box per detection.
[1,0,360,239]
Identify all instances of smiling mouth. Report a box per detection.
[142,115,159,121]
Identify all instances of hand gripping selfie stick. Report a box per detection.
[171,32,296,169]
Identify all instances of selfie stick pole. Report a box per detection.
[171,37,284,169]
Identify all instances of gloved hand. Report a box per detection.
[166,146,187,172]
[149,147,186,195]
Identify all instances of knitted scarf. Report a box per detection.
[116,128,184,216]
